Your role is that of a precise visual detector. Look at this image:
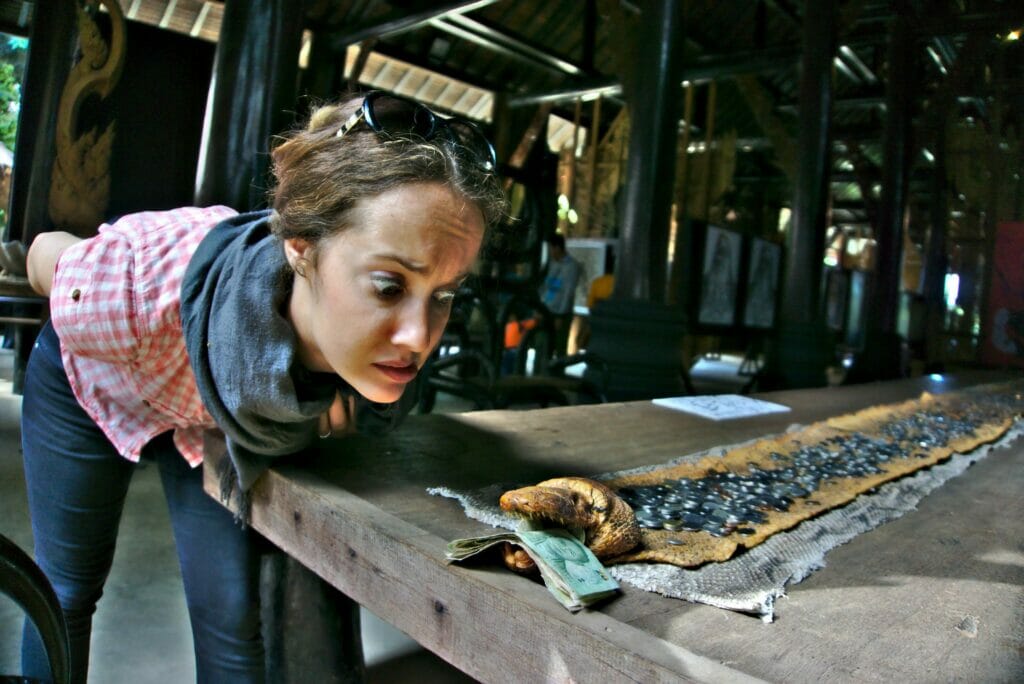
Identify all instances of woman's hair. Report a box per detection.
[268,93,508,258]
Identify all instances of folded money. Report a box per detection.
[446,527,619,611]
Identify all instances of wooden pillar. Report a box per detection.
[490,91,554,269]
[585,0,688,400]
[6,0,77,394]
[922,113,949,371]
[613,0,685,302]
[194,0,306,210]
[667,82,695,305]
[761,0,838,389]
[850,2,916,381]
[261,553,365,683]
[7,0,76,244]
[585,96,602,235]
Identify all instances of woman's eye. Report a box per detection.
[371,275,404,299]
[433,289,457,305]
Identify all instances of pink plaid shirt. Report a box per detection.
[50,205,239,466]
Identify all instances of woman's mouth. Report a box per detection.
[373,362,418,384]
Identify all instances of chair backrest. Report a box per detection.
[0,534,70,684]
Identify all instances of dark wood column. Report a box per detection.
[850,3,917,381]
[584,0,688,400]
[761,0,838,390]
[614,2,684,301]
[922,111,949,371]
[7,1,76,244]
[193,0,306,210]
[5,1,77,394]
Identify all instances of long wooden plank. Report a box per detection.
[202,373,1019,681]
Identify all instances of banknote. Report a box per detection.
[446,527,619,611]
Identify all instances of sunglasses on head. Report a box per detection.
[336,91,497,173]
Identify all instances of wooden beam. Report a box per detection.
[328,0,501,46]
[347,38,379,86]
[158,0,178,29]
[190,1,212,38]
[504,102,553,178]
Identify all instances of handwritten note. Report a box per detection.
[652,394,791,420]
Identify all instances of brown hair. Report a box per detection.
[268,93,507,261]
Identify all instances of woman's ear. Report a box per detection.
[283,238,313,270]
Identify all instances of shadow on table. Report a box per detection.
[293,413,594,495]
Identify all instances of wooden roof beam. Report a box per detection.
[327,0,501,47]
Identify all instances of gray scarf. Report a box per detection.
[180,211,413,517]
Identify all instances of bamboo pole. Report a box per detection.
[586,95,603,235]
[677,83,695,225]
[667,82,695,304]
[568,97,582,209]
[702,80,718,221]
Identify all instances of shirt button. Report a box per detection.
[71,288,81,301]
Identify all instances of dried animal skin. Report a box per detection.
[499,476,641,572]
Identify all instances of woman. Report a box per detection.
[20,91,506,683]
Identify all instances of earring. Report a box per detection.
[294,258,310,278]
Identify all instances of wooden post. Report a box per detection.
[567,97,582,209]
[584,0,688,400]
[668,82,695,304]
[8,0,76,245]
[6,0,77,394]
[194,0,306,210]
[586,96,602,235]
[922,112,949,370]
[613,0,686,302]
[851,1,917,381]
[760,0,839,390]
[701,81,718,222]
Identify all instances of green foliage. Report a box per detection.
[0,35,27,152]
[0,61,19,151]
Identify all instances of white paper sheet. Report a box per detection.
[652,394,791,420]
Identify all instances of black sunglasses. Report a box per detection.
[336,91,497,173]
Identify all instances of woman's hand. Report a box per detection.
[319,391,357,439]
[27,231,82,296]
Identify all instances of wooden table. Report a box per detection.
[203,374,1024,682]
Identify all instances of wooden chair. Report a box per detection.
[418,288,610,411]
[0,533,71,684]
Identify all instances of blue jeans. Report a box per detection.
[20,322,265,683]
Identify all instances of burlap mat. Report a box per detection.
[429,383,1024,619]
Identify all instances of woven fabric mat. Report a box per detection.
[429,385,1024,620]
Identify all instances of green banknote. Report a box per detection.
[446,527,619,611]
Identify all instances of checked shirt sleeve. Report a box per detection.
[50,226,140,363]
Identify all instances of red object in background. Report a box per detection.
[981,222,1024,367]
[504,317,538,350]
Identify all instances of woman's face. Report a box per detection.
[285,182,485,404]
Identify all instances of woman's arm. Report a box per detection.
[27,232,82,296]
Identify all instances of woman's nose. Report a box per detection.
[392,300,433,353]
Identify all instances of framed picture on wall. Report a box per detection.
[981,221,1024,367]
[697,225,743,327]
[742,237,782,328]
[566,238,617,311]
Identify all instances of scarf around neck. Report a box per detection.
[180,211,413,515]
